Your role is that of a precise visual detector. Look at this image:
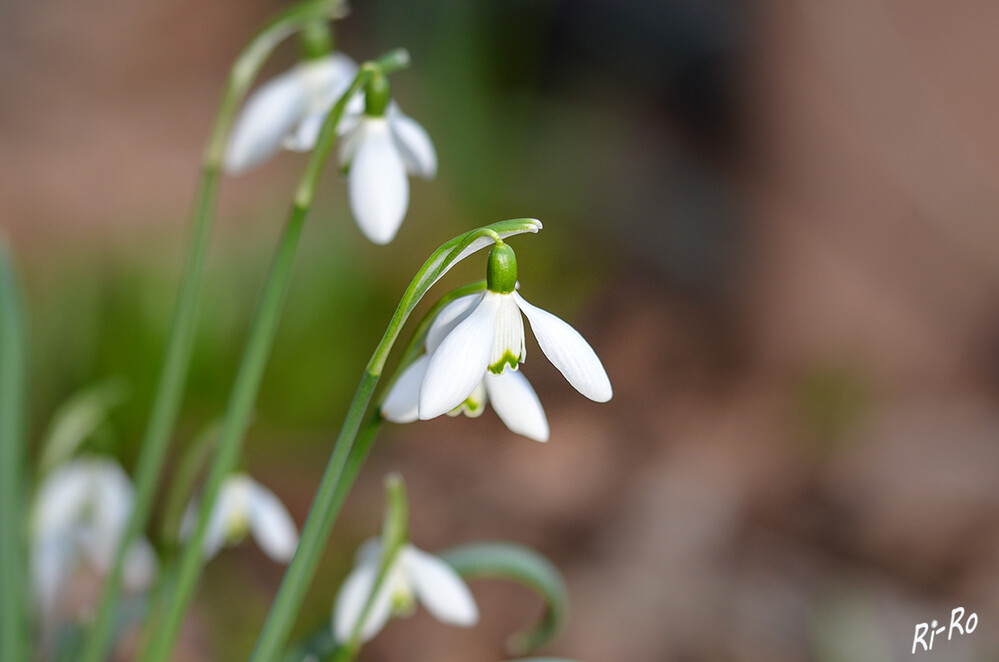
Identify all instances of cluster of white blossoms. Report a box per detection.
[182,473,299,562]
[382,241,612,441]
[31,457,157,616]
[225,51,436,245]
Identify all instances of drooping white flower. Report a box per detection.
[31,457,157,614]
[183,473,299,562]
[333,538,478,643]
[417,243,612,421]
[338,103,437,244]
[381,293,549,442]
[224,53,362,173]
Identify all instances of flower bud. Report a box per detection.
[486,242,518,294]
[299,21,333,61]
[365,70,391,117]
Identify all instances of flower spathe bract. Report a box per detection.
[183,473,299,562]
[417,289,612,420]
[224,53,361,173]
[338,104,437,244]
[381,293,550,441]
[31,457,157,614]
[333,538,478,643]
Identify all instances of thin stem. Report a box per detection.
[79,3,348,661]
[139,49,405,662]
[159,420,221,545]
[0,238,31,662]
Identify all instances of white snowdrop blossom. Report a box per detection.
[416,243,612,422]
[183,473,299,562]
[224,53,362,173]
[337,103,437,244]
[333,538,478,643]
[382,292,550,442]
[31,457,157,614]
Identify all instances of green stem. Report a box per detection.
[159,419,221,545]
[249,224,536,662]
[0,238,30,662]
[140,49,407,662]
[79,3,348,661]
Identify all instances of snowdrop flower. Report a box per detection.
[224,53,362,173]
[417,242,612,420]
[183,473,299,562]
[337,71,437,244]
[333,538,478,643]
[31,457,157,614]
[382,295,549,441]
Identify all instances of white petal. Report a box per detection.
[489,294,526,371]
[225,68,309,173]
[201,492,231,560]
[451,380,487,418]
[87,461,134,549]
[484,370,549,442]
[283,54,362,152]
[390,112,437,179]
[425,293,482,353]
[32,535,71,614]
[301,53,359,114]
[404,546,479,626]
[348,120,409,244]
[419,294,500,419]
[123,538,158,590]
[283,111,324,153]
[355,537,383,565]
[336,92,366,135]
[248,481,299,562]
[33,462,91,538]
[514,293,613,402]
[334,556,394,643]
[381,355,430,423]
[200,476,251,560]
[337,121,365,170]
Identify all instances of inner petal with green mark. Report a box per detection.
[447,381,487,418]
[489,294,525,372]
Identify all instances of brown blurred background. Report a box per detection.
[5,0,999,660]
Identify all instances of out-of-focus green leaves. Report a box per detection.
[37,377,129,476]
[441,541,569,656]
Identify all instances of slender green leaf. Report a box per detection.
[441,542,569,655]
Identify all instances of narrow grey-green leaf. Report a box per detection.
[440,541,568,655]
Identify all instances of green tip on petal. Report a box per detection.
[487,242,518,294]
[489,351,521,375]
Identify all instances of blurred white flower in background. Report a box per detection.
[31,457,157,616]
[225,53,361,173]
[338,103,437,244]
[333,538,478,643]
[183,473,298,562]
